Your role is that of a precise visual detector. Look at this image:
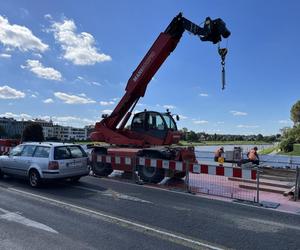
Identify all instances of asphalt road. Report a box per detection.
[0,175,300,250]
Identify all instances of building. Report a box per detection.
[0,117,88,141]
[52,125,88,141]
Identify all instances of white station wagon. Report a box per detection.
[0,142,89,187]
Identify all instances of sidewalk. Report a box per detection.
[106,171,300,215]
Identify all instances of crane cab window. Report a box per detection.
[148,113,165,131]
[163,114,177,130]
[132,113,145,129]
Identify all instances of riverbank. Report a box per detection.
[259,145,300,156]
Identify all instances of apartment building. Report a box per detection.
[0,117,88,141]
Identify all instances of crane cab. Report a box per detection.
[130,111,180,144]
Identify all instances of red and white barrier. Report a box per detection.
[92,154,257,180]
[0,146,11,155]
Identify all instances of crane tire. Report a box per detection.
[137,166,165,184]
[91,148,113,177]
[92,161,113,177]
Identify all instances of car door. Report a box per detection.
[16,145,36,177]
[2,145,24,175]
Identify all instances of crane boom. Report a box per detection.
[91,13,230,145]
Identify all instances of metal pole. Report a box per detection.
[256,166,260,204]
[185,160,190,193]
[294,166,299,201]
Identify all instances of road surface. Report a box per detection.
[0,175,300,249]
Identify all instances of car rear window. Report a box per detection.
[54,146,87,160]
[33,146,50,158]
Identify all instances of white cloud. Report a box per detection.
[54,92,96,104]
[163,104,176,109]
[0,53,11,58]
[33,53,42,58]
[178,115,188,119]
[0,15,48,52]
[43,98,54,104]
[51,18,111,65]
[1,112,94,127]
[0,85,25,99]
[199,93,208,97]
[91,81,102,86]
[75,76,102,86]
[100,101,115,106]
[76,76,84,81]
[44,14,52,20]
[27,89,39,97]
[230,110,248,116]
[216,121,225,124]
[194,120,209,124]
[278,120,292,124]
[21,60,62,81]
[0,112,31,120]
[101,109,113,115]
[237,124,259,128]
[50,116,94,127]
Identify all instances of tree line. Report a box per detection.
[180,128,280,143]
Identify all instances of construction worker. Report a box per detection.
[247,146,260,165]
[214,146,224,162]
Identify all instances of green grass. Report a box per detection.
[259,146,278,155]
[276,144,300,156]
[277,151,300,156]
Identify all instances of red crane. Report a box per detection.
[90,13,230,183]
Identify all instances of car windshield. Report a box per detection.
[54,146,87,160]
[9,145,24,156]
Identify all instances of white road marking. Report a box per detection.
[72,185,152,204]
[224,214,300,233]
[0,207,58,234]
[7,187,224,250]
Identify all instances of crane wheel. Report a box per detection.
[91,148,113,177]
[137,165,165,184]
[92,161,113,177]
[136,150,165,183]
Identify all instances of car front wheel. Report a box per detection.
[29,169,41,188]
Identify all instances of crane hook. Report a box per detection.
[218,47,228,90]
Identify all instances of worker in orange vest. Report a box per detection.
[214,146,224,162]
[247,146,260,165]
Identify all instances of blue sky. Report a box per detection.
[0,0,299,135]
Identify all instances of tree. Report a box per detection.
[291,100,300,125]
[186,130,198,142]
[22,123,44,142]
[257,134,264,141]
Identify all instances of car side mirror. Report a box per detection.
[176,115,180,121]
